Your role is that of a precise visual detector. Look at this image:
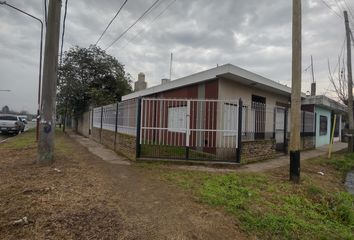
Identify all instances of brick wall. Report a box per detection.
[301,136,315,150]
[241,139,276,164]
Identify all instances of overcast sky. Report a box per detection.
[0,0,353,113]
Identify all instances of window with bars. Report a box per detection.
[320,115,328,136]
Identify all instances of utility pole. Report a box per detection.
[310,55,316,96]
[169,52,173,80]
[344,11,354,152]
[290,0,302,183]
[0,1,44,141]
[38,0,62,163]
[311,55,315,83]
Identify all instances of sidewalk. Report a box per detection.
[67,132,131,166]
[68,132,348,173]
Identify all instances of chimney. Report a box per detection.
[311,82,316,96]
[161,78,170,85]
[134,72,147,91]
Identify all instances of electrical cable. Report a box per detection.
[104,0,161,51]
[95,0,128,45]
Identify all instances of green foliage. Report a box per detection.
[199,174,264,211]
[57,45,132,118]
[328,153,354,175]
[162,164,354,239]
[0,129,36,149]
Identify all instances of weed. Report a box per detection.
[162,154,354,239]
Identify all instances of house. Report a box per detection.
[121,64,313,163]
[81,64,346,163]
[301,95,347,148]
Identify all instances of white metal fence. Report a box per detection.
[92,99,137,136]
[140,98,240,148]
[89,97,316,161]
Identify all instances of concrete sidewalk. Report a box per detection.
[68,133,131,166]
[68,131,348,173]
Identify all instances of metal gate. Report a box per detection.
[137,98,241,162]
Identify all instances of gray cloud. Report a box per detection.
[0,0,352,113]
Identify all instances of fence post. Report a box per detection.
[114,102,119,151]
[236,98,243,163]
[283,108,288,154]
[302,111,305,149]
[88,107,91,136]
[100,106,103,143]
[185,100,191,160]
[136,97,142,159]
[92,108,94,134]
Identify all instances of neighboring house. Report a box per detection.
[301,95,347,148]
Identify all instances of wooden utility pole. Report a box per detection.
[344,11,354,152]
[310,55,316,96]
[38,0,62,163]
[290,0,302,183]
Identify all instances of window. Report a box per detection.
[0,115,17,121]
[168,106,187,133]
[223,103,238,136]
[252,95,266,139]
[319,115,327,136]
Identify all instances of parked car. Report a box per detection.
[0,115,25,134]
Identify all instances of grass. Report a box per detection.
[0,129,37,149]
[160,153,354,239]
[0,128,72,154]
[327,153,354,176]
[141,144,219,160]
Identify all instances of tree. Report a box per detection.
[1,105,10,114]
[328,58,350,105]
[329,58,354,126]
[57,45,132,125]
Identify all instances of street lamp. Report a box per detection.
[0,1,43,140]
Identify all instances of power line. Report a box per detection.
[104,0,161,51]
[119,0,177,50]
[60,0,68,65]
[334,0,344,13]
[319,0,343,19]
[95,0,128,45]
[43,0,47,26]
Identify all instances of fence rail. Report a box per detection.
[88,97,316,162]
[92,99,137,136]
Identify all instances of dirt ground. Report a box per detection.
[0,131,247,240]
